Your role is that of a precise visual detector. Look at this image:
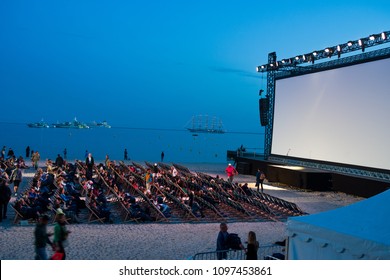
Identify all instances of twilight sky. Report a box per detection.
[1,0,389,132]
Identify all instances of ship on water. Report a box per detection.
[52,118,89,129]
[27,120,49,128]
[186,115,225,134]
[88,120,111,128]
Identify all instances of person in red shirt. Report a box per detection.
[225,163,238,183]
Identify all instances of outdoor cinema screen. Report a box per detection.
[271,57,390,171]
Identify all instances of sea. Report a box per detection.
[0,123,264,164]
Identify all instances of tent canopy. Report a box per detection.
[287,189,390,260]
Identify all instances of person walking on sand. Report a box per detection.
[26,146,30,159]
[246,231,259,260]
[161,151,165,162]
[124,148,128,161]
[34,214,54,260]
[255,169,266,193]
[10,164,22,196]
[0,177,12,222]
[32,151,40,170]
[225,163,238,183]
[53,211,71,260]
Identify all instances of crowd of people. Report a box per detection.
[0,146,274,260]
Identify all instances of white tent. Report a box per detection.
[287,189,390,260]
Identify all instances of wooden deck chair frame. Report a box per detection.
[85,203,106,224]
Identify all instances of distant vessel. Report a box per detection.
[27,120,49,128]
[186,115,225,134]
[88,120,111,128]
[52,118,89,129]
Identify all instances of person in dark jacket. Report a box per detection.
[0,177,12,222]
[216,223,229,260]
[85,153,94,179]
[34,214,54,259]
[55,154,64,167]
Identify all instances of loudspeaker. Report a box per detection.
[259,98,269,126]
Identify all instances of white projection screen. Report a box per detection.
[272,57,390,171]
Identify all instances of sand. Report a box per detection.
[0,165,363,260]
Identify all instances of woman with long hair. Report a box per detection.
[246,231,259,260]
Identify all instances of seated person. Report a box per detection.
[188,192,205,218]
[89,200,112,223]
[157,196,171,218]
[240,183,252,196]
[14,198,40,220]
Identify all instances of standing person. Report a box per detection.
[7,148,15,159]
[86,153,94,180]
[246,231,259,260]
[26,146,30,158]
[10,164,22,196]
[105,155,111,168]
[124,148,128,161]
[1,146,5,159]
[32,151,40,170]
[0,177,12,222]
[55,154,64,168]
[152,163,159,183]
[161,151,165,162]
[255,169,266,193]
[63,148,67,160]
[53,211,71,260]
[144,169,152,191]
[34,214,54,260]
[216,222,229,260]
[225,163,238,183]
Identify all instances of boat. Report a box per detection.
[186,115,225,134]
[88,120,111,128]
[52,118,89,129]
[27,120,49,128]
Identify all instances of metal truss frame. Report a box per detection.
[262,47,390,181]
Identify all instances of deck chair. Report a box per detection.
[11,205,25,224]
[85,203,105,223]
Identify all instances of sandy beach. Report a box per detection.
[0,164,363,260]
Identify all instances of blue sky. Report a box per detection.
[0,0,389,132]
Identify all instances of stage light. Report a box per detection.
[295,56,300,60]
[270,63,274,67]
[369,35,375,41]
[381,32,386,40]
[312,51,318,56]
[325,48,330,53]
[337,45,341,52]
[302,54,306,61]
[261,65,265,69]
[347,41,353,47]
[281,59,286,64]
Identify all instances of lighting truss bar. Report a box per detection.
[268,156,390,182]
[257,31,390,73]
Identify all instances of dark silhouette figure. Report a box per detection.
[161,151,165,162]
[26,146,30,158]
[124,149,128,161]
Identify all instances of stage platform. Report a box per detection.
[232,155,389,198]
